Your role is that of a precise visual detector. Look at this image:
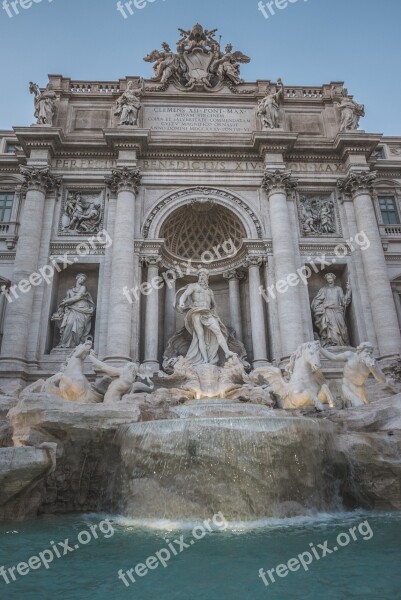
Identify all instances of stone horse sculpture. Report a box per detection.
[22,340,102,404]
[253,341,336,411]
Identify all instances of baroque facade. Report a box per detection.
[1,23,401,390]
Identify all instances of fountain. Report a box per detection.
[118,401,340,520]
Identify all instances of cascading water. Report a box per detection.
[117,401,342,520]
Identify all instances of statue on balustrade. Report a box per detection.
[114,79,144,126]
[257,79,284,130]
[312,273,352,347]
[52,274,95,349]
[175,269,237,366]
[337,93,365,132]
[29,82,57,126]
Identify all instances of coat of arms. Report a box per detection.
[144,23,251,92]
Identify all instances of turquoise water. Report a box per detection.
[1,511,400,600]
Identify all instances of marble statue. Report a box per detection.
[52,274,95,349]
[23,339,102,403]
[337,94,365,132]
[177,269,236,366]
[114,79,144,126]
[253,341,336,411]
[143,42,182,85]
[257,79,284,130]
[312,274,352,347]
[89,356,154,402]
[29,82,57,126]
[144,24,250,92]
[210,43,250,86]
[61,193,103,233]
[320,343,393,408]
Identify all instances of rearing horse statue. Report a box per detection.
[252,341,336,411]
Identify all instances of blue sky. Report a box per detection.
[0,0,400,135]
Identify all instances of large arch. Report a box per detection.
[142,187,264,241]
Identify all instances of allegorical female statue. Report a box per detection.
[257,79,284,129]
[114,79,144,126]
[52,274,95,348]
[29,82,57,126]
[311,273,352,347]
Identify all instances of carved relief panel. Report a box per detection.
[297,193,340,238]
[59,188,105,235]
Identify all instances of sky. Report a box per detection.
[0,0,400,135]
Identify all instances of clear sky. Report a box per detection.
[0,0,400,135]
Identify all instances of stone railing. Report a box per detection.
[381,224,401,237]
[0,221,19,249]
[285,88,323,99]
[69,83,120,94]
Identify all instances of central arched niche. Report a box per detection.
[161,199,246,262]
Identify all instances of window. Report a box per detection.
[379,196,400,225]
[0,194,14,222]
[5,144,16,154]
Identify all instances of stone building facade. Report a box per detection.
[0,24,401,389]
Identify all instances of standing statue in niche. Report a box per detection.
[52,274,95,349]
[29,82,57,126]
[312,273,352,347]
[257,79,284,130]
[177,269,237,366]
[114,79,144,126]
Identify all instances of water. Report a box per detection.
[1,511,400,599]
[118,414,340,520]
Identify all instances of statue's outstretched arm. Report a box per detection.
[320,347,350,362]
[89,355,121,378]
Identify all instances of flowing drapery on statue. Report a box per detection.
[311,273,352,347]
[52,274,95,349]
[177,270,236,366]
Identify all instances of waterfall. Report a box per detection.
[116,402,342,521]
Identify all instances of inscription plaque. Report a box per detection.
[144,105,255,133]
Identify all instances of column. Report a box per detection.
[246,256,269,367]
[164,274,177,348]
[262,170,305,357]
[105,167,141,362]
[339,171,401,356]
[143,255,162,371]
[1,167,59,362]
[223,269,244,341]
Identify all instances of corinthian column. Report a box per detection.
[262,170,304,357]
[339,171,401,356]
[143,255,162,371]
[105,167,141,362]
[223,269,244,341]
[1,167,60,362]
[245,256,269,367]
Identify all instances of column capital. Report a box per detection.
[20,166,61,193]
[262,169,297,195]
[223,269,246,282]
[338,170,377,198]
[105,167,141,194]
[245,255,266,269]
[140,254,162,268]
